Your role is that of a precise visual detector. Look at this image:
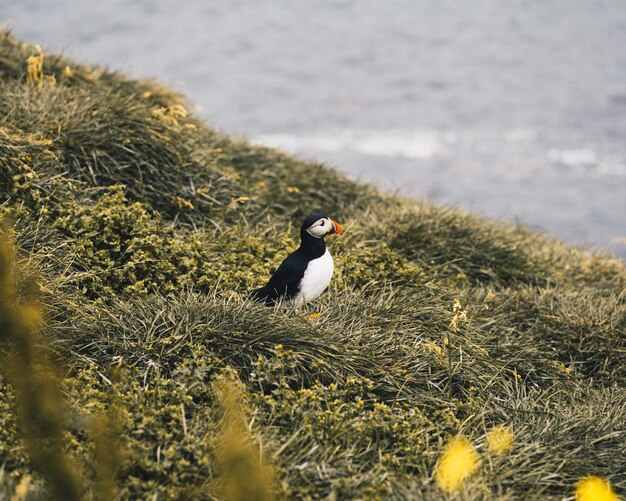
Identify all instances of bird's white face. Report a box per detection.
[306,217,337,238]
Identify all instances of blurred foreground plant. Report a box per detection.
[434,435,480,493]
[485,425,514,456]
[575,476,620,501]
[214,370,274,501]
[0,233,81,500]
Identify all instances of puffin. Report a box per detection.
[250,214,344,306]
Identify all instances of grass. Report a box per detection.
[0,30,624,499]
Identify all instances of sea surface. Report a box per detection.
[3,0,626,255]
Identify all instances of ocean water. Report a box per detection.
[3,0,626,255]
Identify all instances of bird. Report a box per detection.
[249,214,344,306]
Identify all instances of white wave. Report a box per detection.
[253,130,626,178]
[548,148,598,166]
[547,148,626,176]
[252,129,447,160]
[597,161,626,177]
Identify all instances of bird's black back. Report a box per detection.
[250,230,327,305]
[249,214,329,306]
[249,249,308,305]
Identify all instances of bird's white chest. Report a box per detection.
[294,249,334,306]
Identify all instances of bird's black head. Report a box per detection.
[300,214,344,240]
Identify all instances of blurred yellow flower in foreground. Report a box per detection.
[486,425,514,456]
[435,435,480,493]
[575,476,619,501]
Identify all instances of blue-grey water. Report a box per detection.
[3,0,626,256]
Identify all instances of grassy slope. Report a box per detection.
[0,31,624,499]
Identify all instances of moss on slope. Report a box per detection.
[0,31,624,499]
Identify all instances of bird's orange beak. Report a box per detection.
[329,219,344,236]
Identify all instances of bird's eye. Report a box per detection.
[320,221,325,226]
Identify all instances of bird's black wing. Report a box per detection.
[249,251,306,305]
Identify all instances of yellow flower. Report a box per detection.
[306,312,320,322]
[26,47,44,87]
[173,196,194,210]
[575,476,619,501]
[448,299,468,332]
[551,360,572,374]
[485,425,513,455]
[483,291,496,309]
[435,436,480,493]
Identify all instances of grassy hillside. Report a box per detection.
[0,31,624,500]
